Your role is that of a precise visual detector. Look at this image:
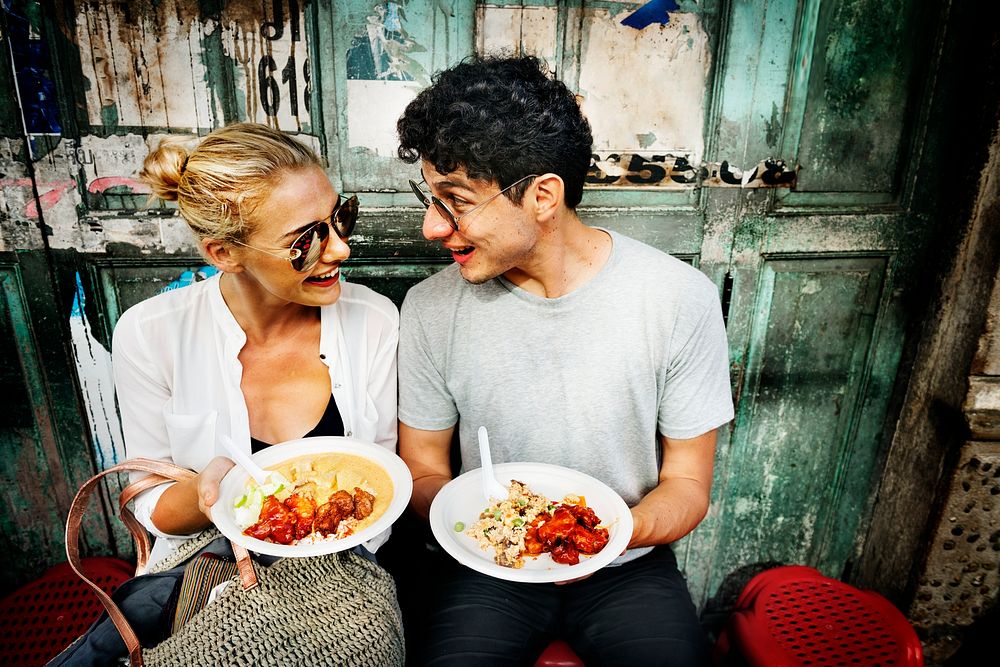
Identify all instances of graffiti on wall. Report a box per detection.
[588,152,798,189]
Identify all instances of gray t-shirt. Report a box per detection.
[399,230,734,561]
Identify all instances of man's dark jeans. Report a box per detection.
[417,545,710,667]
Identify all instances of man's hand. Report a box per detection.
[628,430,717,548]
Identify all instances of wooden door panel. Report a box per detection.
[791,0,920,194]
[0,266,64,594]
[701,257,887,588]
[0,262,111,594]
[93,261,217,326]
[712,0,798,164]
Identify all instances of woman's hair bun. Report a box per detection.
[139,137,191,202]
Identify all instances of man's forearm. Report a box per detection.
[410,473,452,520]
[628,477,711,549]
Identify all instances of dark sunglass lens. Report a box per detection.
[334,196,359,238]
[291,224,328,272]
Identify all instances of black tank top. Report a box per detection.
[249,394,345,453]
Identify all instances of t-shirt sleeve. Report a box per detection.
[657,282,735,439]
[397,291,459,430]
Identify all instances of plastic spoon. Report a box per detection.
[219,434,285,487]
[478,426,507,501]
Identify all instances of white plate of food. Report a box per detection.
[214,436,412,557]
[429,462,633,583]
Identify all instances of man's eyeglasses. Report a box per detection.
[408,174,538,231]
[233,194,359,272]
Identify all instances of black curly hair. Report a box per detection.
[397,54,593,209]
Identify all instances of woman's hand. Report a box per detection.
[197,456,236,520]
[151,456,236,535]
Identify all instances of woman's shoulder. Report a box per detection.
[333,281,399,327]
[113,276,219,346]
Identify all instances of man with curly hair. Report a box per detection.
[395,54,733,666]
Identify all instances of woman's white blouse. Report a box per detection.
[112,274,399,569]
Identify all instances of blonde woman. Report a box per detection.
[55,123,402,665]
[121,122,398,564]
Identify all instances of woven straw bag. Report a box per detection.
[64,458,404,666]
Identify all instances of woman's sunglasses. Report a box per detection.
[234,195,359,272]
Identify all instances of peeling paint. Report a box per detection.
[636,132,658,149]
[477,5,559,64]
[69,274,124,469]
[801,279,823,295]
[73,0,311,131]
[579,9,710,163]
[764,101,782,149]
[347,2,427,83]
[347,80,423,158]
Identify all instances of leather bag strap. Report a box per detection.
[65,458,259,667]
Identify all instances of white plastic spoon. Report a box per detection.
[220,434,284,487]
[478,426,508,501]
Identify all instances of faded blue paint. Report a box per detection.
[160,266,220,293]
[5,0,61,133]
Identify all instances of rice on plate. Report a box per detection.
[466,480,554,567]
[466,479,609,568]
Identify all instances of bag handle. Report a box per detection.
[65,458,259,667]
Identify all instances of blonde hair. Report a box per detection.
[139,123,321,242]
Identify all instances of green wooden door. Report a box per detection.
[682,0,934,605]
[2,0,951,607]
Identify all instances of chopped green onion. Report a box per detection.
[454,521,465,532]
[512,518,524,527]
[234,494,248,508]
[493,510,502,520]
[275,484,285,493]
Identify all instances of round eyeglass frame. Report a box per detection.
[408,174,539,231]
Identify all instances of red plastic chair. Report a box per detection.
[714,565,923,667]
[535,639,585,666]
[0,557,134,667]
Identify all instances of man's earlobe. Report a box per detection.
[534,173,564,223]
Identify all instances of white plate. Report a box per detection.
[429,462,633,583]
[214,436,413,557]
